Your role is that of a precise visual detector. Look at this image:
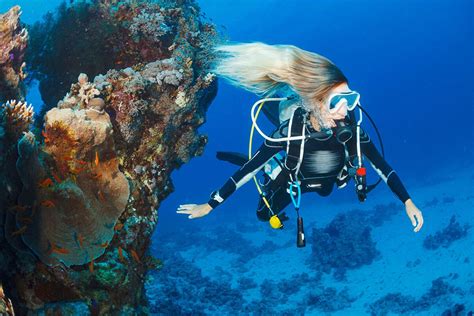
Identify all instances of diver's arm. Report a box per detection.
[359,134,410,203]
[359,132,423,232]
[207,140,283,209]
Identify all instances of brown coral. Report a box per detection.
[58,73,100,109]
[0,6,28,102]
[0,284,15,316]
[15,108,130,267]
[1,100,34,138]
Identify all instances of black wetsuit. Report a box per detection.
[208,110,410,221]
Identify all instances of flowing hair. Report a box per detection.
[211,42,348,106]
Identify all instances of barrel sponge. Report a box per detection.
[15,107,130,266]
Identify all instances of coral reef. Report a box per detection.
[13,107,130,267]
[441,303,472,316]
[0,284,15,316]
[1,100,33,139]
[308,211,381,279]
[0,0,219,314]
[0,6,28,102]
[146,252,244,315]
[367,276,465,316]
[129,8,170,42]
[27,0,220,124]
[303,286,356,313]
[147,224,358,315]
[423,215,471,250]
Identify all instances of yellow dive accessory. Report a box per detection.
[269,215,283,229]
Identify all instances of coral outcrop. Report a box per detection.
[423,215,471,250]
[308,211,381,280]
[367,276,464,315]
[27,0,219,124]
[1,0,219,314]
[0,6,27,102]
[13,107,130,267]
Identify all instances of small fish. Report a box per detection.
[40,200,55,208]
[38,178,53,188]
[114,223,124,231]
[130,249,141,263]
[46,241,69,255]
[118,246,125,262]
[76,159,88,165]
[12,225,27,236]
[100,241,109,248]
[41,130,50,143]
[63,155,74,161]
[89,258,94,273]
[95,151,100,167]
[51,172,62,183]
[51,244,70,255]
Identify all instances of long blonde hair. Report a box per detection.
[211,42,348,106]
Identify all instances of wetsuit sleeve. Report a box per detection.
[359,131,411,204]
[207,139,284,209]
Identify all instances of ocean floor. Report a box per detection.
[146,166,474,315]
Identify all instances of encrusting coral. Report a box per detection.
[58,73,100,109]
[14,106,130,267]
[0,6,28,101]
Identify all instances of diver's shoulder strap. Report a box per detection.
[284,107,307,173]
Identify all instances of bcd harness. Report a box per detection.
[249,96,385,247]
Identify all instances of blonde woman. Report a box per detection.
[177,42,424,234]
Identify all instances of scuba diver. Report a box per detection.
[177,42,424,247]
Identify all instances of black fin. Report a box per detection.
[216,151,248,166]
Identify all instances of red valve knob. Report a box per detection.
[356,167,366,176]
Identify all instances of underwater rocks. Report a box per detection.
[13,107,130,267]
[367,276,465,316]
[423,215,471,250]
[308,212,381,280]
[1,0,219,313]
[27,0,219,121]
[146,252,244,315]
[0,6,27,102]
[441,303,473,316]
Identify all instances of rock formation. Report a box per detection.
[0,1,219,314]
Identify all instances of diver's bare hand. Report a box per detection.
[405,199,424,232]
[177,203,213,219]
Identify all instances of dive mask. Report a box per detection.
[328,91,360,113]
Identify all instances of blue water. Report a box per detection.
[1,0,473,314]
